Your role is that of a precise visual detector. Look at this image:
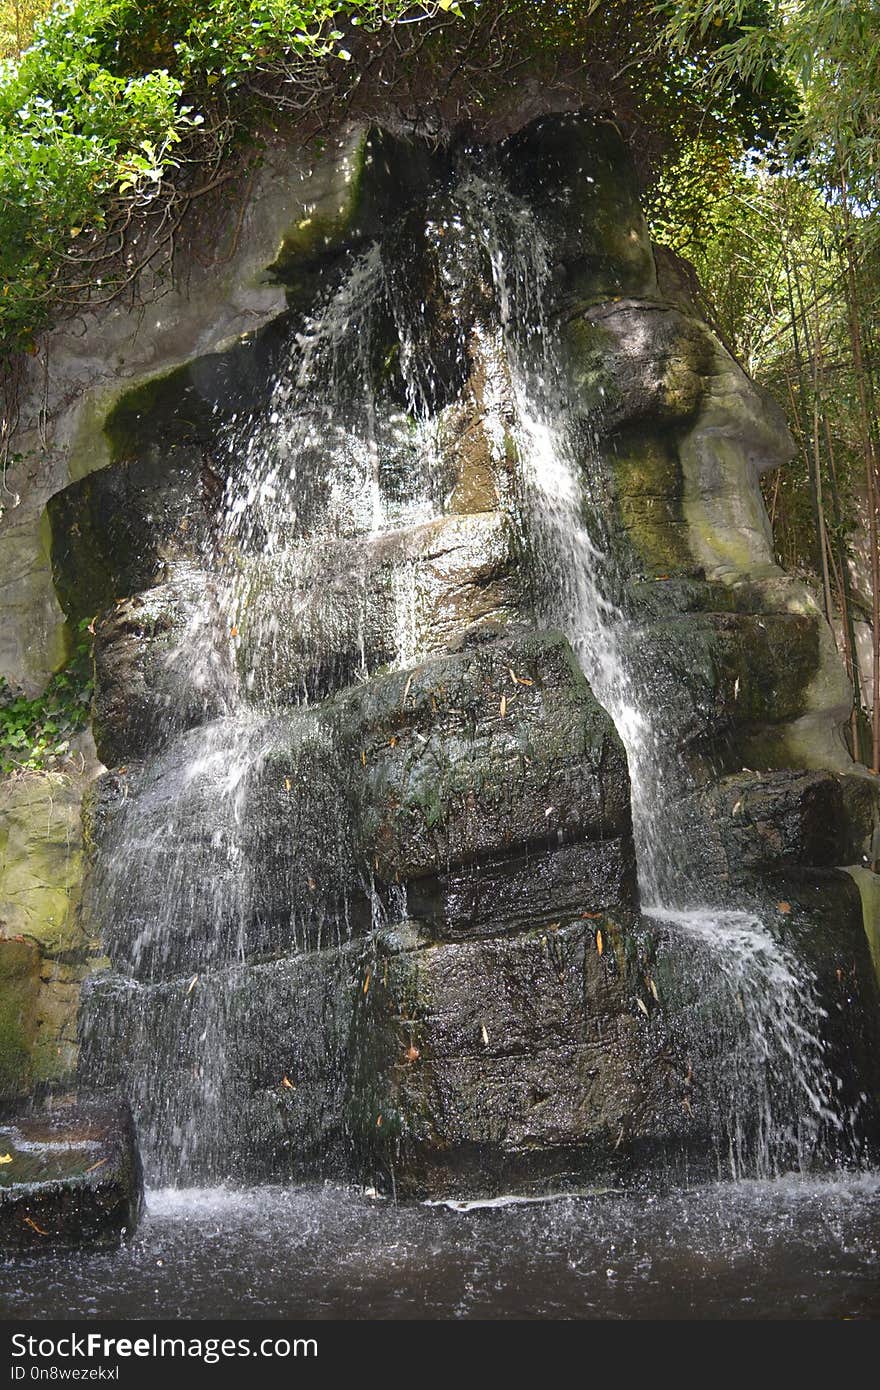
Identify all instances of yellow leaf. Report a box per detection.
[480,1022,489,1045]
[284,777,291,792]
[230,624,239,637]
[360,749,367,767]
[363,969,371,995]
[637,997,650,1017]
[500,693,507,717]
[0,1153,12,1165]
[281,1076,295,1090]
[648,978,659,1002]
[70,227,82,238]
[596,929,604,956]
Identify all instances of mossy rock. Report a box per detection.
[0,938,40,1101]
[502,114,657,308]
[0,1103,143,1252]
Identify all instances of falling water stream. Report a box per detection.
[455,171,849,1179]
[16,153,877,1319]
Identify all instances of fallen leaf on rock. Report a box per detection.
[777,901,791,914]
[500,693,507,717]
[281,1076,295,1090]
[85,1158,107,1175]
[404,1045,420,1063]
[0,1153,12,1165]
[363,969,371,995]
[185,975,199,995]
[636,997,650,1017]
[24,1217,48,1236]
[648,978,659,1002]
[581,911,602,920]
[596,930,604,956]
[480,1023,489,1046]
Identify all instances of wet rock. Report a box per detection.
[83,629,631,979]
[623,609,820,773]
[407,838,636,937]
[665,770,849,892]
[565,303,713,432]
[844,865,880,990]
[0,1102,143,1252]
[81,716,369,979]
[92,566,235,767]
[48,445,221,625]
[79,913,691,1193]
[373,916,698,1197]
[351,628,631,879]
[239,512,521,703]
[503,114,657,308]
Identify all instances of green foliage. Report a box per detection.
[0,0,802,357]
[0,0,424,352]
[0,619,93,774]
[658,0,880,201]
[0,0,50,59]
[652,2,880,599]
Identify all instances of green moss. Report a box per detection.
[0,939,39,1100]
[608,428,694,575]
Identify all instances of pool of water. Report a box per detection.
[2,1174,879,1320]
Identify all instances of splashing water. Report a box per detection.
[80,155,857,1184]
[453,170,851,1176]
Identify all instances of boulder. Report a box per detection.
[351,628,631,879]
[0,1102,143,1252]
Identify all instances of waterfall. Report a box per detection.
[457,170,851,1178]
[77,146,863,1188]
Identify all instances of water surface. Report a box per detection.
[3,1175,878,1320]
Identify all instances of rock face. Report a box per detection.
[0,1103,142,1251]
[20,112,880,1195]
[0,767,99,1095]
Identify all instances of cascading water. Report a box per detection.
[461,171,852,1178]
[77,137,866,1191]
[79,203,476,1182]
